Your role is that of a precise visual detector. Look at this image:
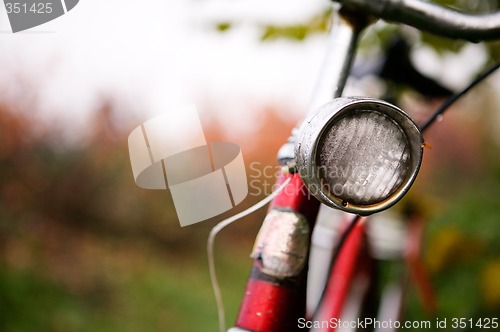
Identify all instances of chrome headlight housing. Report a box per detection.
[296,97,423,216]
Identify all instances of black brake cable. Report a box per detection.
[419,61,500,133]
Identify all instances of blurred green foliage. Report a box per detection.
[260,8,331,41]
[0,99,296,331]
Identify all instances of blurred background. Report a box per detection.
[1,0,500,331]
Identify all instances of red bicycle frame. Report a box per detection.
[234,172,319,331]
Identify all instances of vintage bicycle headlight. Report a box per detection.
[296,97,423,216]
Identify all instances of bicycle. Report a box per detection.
[206,1,500,331]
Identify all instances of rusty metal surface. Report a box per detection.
[251,209,310,278]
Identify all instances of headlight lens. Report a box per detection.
[296,97,423,215]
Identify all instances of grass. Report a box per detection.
[0,235,253,332]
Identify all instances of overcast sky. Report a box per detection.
[0,0,493,142]
[0,0,334,139]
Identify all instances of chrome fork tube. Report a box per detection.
[308,6,370,112]
[277,6,371,164]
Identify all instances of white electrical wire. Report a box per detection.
[207,177,292,332]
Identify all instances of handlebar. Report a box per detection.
[334,0,500,41]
